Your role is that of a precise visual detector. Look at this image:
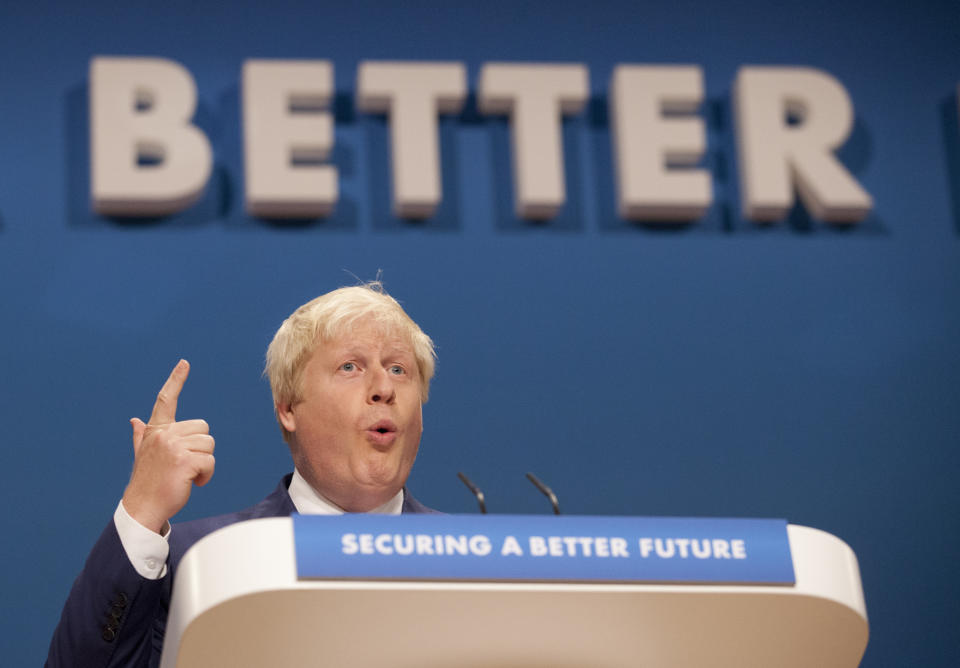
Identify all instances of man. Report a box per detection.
[46,283,438,668]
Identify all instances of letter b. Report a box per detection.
[90,57,212,216]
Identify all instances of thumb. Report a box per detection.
[130,417,147,453]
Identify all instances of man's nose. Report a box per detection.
[368,366,396,404]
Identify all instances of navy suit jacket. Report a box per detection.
[46,474,437,668]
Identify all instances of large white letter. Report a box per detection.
[734,66,872,223]
[90,57,212,216]
[243,60,337,218]
[356,61,466,219]
[478,63,588,219]
[610,65,710,221]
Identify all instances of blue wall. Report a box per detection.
[2,1,958,665]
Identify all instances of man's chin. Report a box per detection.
[359,449,415,482]
[357,470,406,495]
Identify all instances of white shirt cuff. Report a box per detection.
[114,500,171,580]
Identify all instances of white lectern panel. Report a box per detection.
[161,519,867,668]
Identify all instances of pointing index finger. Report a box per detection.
[149,359,190,426]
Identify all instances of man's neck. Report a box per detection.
[288,469,404,515]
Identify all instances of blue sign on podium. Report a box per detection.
[293,514,795,585]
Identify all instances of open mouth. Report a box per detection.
[368,420,397,436]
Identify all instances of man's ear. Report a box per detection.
[276,402,297,433]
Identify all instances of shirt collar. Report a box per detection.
[288,468,404,515]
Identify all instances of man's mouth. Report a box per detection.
[367,420,398,445]
[369,419,397,434]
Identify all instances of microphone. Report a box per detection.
[457,472,487,514]
[526,472,560,515]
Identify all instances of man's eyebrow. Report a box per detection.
[383,344,416,359]
[329,347,366,360]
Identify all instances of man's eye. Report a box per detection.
[341,362,356,372]
[389,365,405,375]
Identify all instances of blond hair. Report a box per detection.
[265,282,436,441]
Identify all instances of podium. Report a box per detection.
[160,518,867,667]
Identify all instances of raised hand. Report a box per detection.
[121,360,216,534]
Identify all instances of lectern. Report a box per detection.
[160,517,867,667]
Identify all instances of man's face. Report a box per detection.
[277,318,423,512]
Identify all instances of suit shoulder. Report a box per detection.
[402,489,443,514]
[169,476,295,565]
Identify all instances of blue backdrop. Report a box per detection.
[1,1,958,665]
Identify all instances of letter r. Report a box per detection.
[734,66,872,223]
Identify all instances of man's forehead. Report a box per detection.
[322,319,415,355]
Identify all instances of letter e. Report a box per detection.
[732,539,747,559]
[610,65,710,221]
[243,59,338,217]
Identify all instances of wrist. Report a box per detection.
[121,492,167,535]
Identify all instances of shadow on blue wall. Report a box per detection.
[938,95,960,235]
